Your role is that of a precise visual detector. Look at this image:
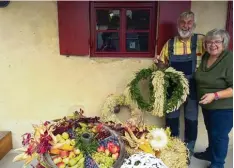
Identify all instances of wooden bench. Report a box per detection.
[0,131,12,160]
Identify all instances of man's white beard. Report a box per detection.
[178,28,194,38]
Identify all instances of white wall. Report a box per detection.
[192,1,228,34]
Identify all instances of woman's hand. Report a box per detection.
[199,93,215,104]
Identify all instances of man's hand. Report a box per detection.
[153,56,168,69]
[153,55,160,63]
[199,93,215,104]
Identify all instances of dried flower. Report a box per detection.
[22,133,31,146]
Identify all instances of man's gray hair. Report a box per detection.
[204,28,230,49]
[177,11,196,28]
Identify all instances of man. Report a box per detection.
[154,11,204,161]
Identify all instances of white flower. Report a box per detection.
[149,128,168,150]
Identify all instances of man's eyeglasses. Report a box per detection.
[206,40,223,46]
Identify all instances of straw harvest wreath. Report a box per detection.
[100,94,144,126]
[101,66,189,122]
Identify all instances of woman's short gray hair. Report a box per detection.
[177,11,196,28]
[204,29,230,49]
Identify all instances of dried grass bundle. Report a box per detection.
[159,138,189,168]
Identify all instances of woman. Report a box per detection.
[194,28,233,168]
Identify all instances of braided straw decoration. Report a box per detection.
[151,70,165,117]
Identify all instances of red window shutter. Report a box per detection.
[157,1,191,55]
[226,1,233,51]
[57,1,90,56]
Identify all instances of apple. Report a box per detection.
[107,142,120,154]
[56,162,66,168]
[60,150,69,159]
[70,139,76,146]
[59,138,66,143]
[74,148,80,155]
[105,149,110,156]
[52,156,62,164]
[97,146,105,152]
[62,157,69,164]
[65,139,71,145]
[62,132,69,140]
[56,134,62,142]
[88,123,94,127]
[109,145,120,154]
[91,127,97,133]
[68,156,80,167]
[107,142,115,149]
[69,151,76,158]
[79,122,88,128]
[112,153,119,160]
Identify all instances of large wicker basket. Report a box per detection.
[42,124,126,168]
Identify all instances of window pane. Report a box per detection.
[126,33,149,52]
[96,10,120,30]
[126,10,150,30]
[96,32,119,52]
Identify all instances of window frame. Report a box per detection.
[90,2,157,58]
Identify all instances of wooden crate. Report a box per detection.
[0,131,12,160]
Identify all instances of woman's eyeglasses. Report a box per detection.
[206,40,223,46]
